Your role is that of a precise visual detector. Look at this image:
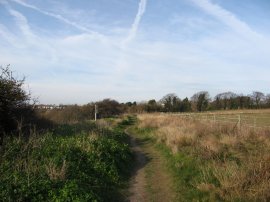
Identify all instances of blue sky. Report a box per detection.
[0,0,270,104]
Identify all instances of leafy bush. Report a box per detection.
[0,65,30,138]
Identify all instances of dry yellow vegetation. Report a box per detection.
[137,113,270,201]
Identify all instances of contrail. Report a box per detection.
[122,0,147,46]
[9,0,102,36]
[110,0,147,89]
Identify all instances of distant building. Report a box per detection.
[35,104,67,110]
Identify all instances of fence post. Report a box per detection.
[254,118,256,128]
[214,114,216,123]
[95,104,98,121]
[238,115,241,130]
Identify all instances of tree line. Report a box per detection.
[143,91,270,113]
[40,90,270,123]
[1,65,270,141]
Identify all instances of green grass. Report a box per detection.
[0,118,134,202]
[132,126,210,202]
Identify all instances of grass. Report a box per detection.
[132,126,208,202]
[137,113,270,201]
[130,126,177,202]
[0,117,134,202]
[174,109,270,128]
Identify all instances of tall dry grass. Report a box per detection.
[137,113,270,201]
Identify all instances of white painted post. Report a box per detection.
[95,104,98,121]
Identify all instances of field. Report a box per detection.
[1,109,270,201]
[170,109,270,128]
[137,110,270,201]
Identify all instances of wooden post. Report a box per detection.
[254,118,256,128]
[238,115,241,130]
[95,104,98,121]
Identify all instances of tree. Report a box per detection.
[212,95,222,110]
[191,91,210,112]
[95,99,123,118]
[160,93,181,112]
[214,92,237,110]
[252,91,265,108]
[180,97,191,112]
[145,99,161,112]
[265,94,270,108]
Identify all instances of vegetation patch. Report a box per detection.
[0,118,133,201]
[137,114,270,201]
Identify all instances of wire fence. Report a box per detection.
[168,112,270,130]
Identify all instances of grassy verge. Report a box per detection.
[132,126,209,201]
[137,114,270,201]
[0,117,134,202]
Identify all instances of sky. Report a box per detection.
[0,0,270,104]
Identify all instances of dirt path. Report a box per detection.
[127,129,176,202]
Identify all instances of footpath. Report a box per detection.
[126,128,176,202]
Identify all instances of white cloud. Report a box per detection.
[8,9,36,40]
[10,0,103,37]
[190,0,261,40]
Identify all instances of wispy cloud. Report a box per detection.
[190,0,261,39]
[8,9,35,40]
[10,0,103,37]
[0,23,17,45]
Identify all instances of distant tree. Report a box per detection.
[126,102,145,113]
[252,91,265,108]
[125,102,133,107]
[96,99,123,118]
[191,91,210,112]
[214,92,237,110]
[148,99,156,105]
[160,93,181,112]
[265,94,270,108]
[180,97,191,112]
[212,95,222,110]
[146,99,161,112]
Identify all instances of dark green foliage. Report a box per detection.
[0,65,53,144]
[95,99,123,118]
[145,99,162,112]
[158,94,192,113]
[160,93,182,112]
[180,97,192,112]
[0,65,29,136]
[0,121,132,201]
[191,91,210,112]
